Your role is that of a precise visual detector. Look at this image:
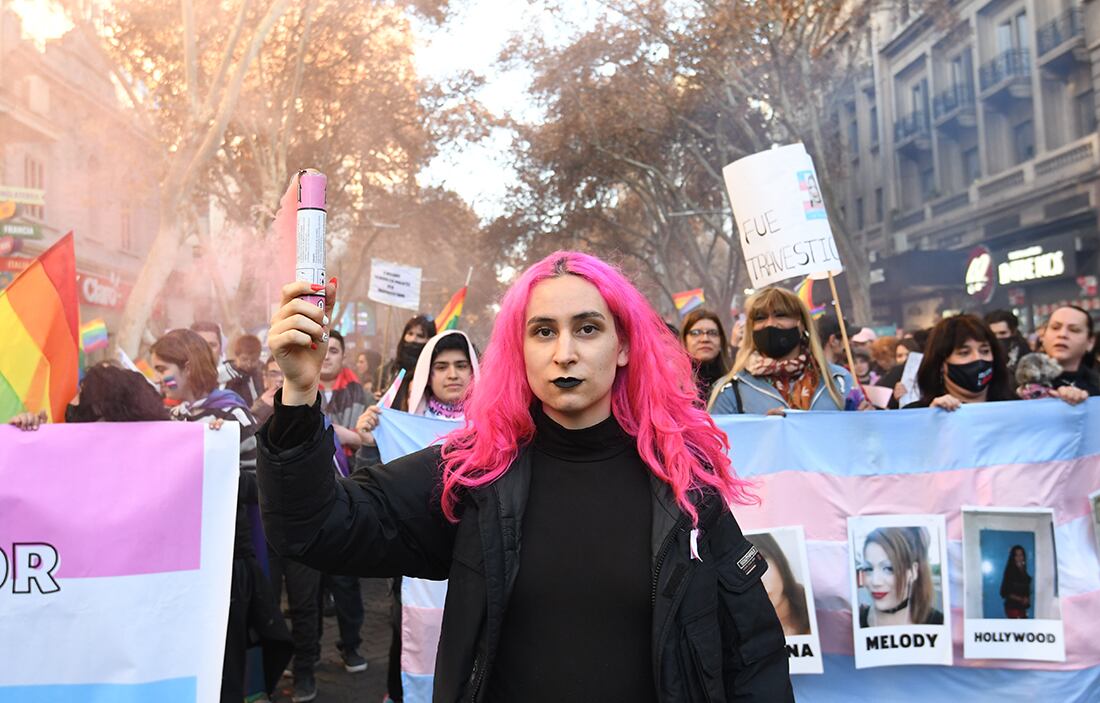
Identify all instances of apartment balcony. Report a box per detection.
[1037,7,1086,75]
[894,110,932,154]
[979,49,1031,103]
[932,83,977,130]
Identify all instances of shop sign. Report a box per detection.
[964,246,995,304]
[998,245,1067,285]
[78,271,129,309]
[0,186,45,206]
[0,222,42,239]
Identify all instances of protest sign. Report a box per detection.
[898,351,923,407]
[368,258,422,310]
[961,507,1065,662]
[723,143,843,288]
[745,526,824,674]
[847,514,952,668]
[0,422,240,701]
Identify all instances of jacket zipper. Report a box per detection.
[468,487,508,702]
[651,513,688,607]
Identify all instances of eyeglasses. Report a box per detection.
[687,329,721,338]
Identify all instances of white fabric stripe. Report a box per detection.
[803,514,1100,612]
[0,426,239,701]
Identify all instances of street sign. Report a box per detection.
[0,222,41,239]
[0,186,45,206]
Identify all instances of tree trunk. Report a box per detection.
[115,203,184,357]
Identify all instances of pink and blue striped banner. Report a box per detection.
[0,422,242,701]
[375,399,1100,701]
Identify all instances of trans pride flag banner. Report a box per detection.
[0,422,241,702]
[374,399,1100,701]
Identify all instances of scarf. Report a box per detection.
[745,348,820,410]
[427,395,465,420]
[692,357,728,403]
[319,367,361,392]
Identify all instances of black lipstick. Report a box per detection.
[552,377,582,389]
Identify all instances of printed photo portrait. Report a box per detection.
[1090,490,1100,559]
[745,526,823,675]
[852,522,945,629]
[962,507,1065,662]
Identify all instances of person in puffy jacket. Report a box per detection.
[258,251,792,703]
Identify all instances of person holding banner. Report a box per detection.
[259,252,792,702]
[680,308,730,404]
[905,315,1087,410]
[150,329,293,702]
[1041,305,1100,396]
[708,287,864,415]
[7,362,168,429]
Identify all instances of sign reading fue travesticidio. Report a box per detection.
[723,144,843,288]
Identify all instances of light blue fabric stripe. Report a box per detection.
[0,677,196,702]
[374,409,459,463]
[400,672,434,703]
[717,398,1099,477]
[794,655,1100,702]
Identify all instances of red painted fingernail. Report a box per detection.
[310,283,324,292]
[330,276,338,287]
[310,343,317,350]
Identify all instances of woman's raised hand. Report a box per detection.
[267,279,336,405]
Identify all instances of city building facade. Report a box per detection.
[841,0,1100,331]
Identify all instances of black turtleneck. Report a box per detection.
[485,406,657,703]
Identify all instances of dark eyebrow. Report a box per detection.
[526,311,606,326]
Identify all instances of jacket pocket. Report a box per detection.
[716,538,785,666]
[682,608,725,702]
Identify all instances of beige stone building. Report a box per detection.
[840,0,1100,330]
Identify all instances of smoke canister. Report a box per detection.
[296,169,327,311]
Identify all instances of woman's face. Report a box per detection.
[861,542,913,614]
[151,353,188,401]
[355,353,369,378]
[945,338,992,366]
[854,357,870,377]
[896,344,911,366]
[1013,548,1026,570]
[759,554,783,605]
[750,308,802,333]
[1043,307,1092,369]
[685,318,721,362]
[429,348,473,404]
[404,326,430,345]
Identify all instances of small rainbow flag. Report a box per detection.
[436,286,467,332]
[0,232,80,423]
[672,288,705,317]
[795,277,827,319]
[80,318,109,352]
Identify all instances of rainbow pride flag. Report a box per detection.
[795,276,827,319]
[79,318,108,352]
[672,288,705,316]
[0,233,79,423]
[436,286,467,331]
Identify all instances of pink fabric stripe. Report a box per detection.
[736,456,1100,542]
[402,605,444,676]
[815,592,1100,670]
[0,422,204,578]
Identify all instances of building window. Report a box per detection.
[121,211,132,252]
[875,188,884,223]
[920,167,936,200]
[856,197,865,230]
[23,156,44,220]
[997,11,1029,54]
[849,118,860,155]
[1075,91,1097,138]
[1013,120,1035,164]
[869,105,879,145]
[962,147,981,184]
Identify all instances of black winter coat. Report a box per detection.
[257,418,793,703]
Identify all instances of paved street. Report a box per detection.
[271,578,393,703]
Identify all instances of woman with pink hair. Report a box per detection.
[258,251,792,702]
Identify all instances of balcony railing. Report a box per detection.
[894,110,931,143]
[1037,7,1084,57]
[933,82,975,121]
[979,49,1030,92]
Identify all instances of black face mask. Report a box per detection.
[946,358,994,393]
[64,402,97,424]
[752,326,802,359]
[397,340,426,370]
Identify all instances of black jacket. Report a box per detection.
[257,414,792,703]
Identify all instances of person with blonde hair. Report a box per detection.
[708,287,865,414]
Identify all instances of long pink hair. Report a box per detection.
[440,252,755,525]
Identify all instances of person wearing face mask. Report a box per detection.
[1041,305,1100,396]
[984,310,1031,373]
[904,315,1086,411]
[708,287,865,415]
[379,315,437,411]
[8,363,169,430]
